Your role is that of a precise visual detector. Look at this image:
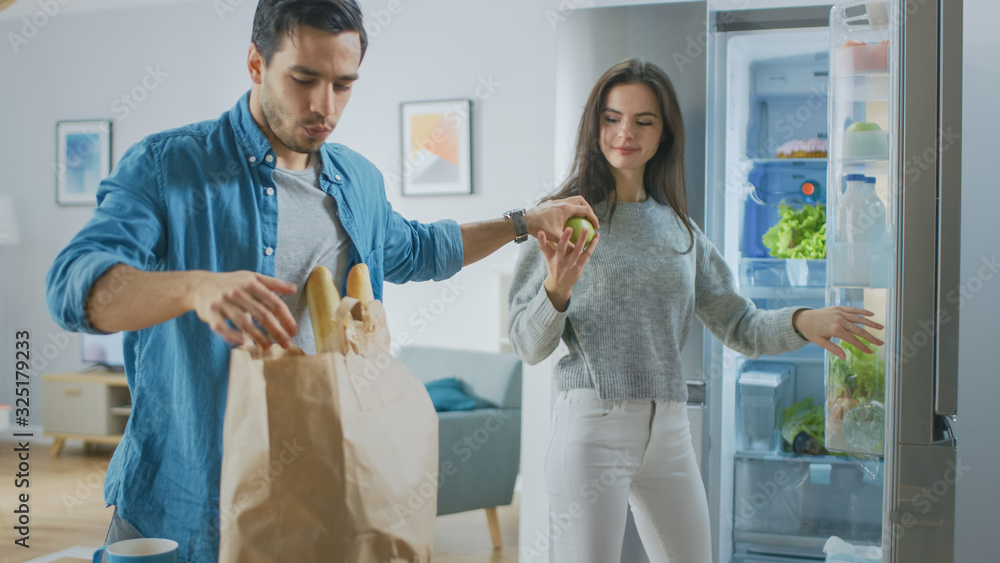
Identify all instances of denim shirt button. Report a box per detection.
[265,187,274,196]
[264,246,274,256]
[334,174,342,181]
[265,154,274,163]
[248,155,256,163]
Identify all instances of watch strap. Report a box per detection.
[504,208,529,243]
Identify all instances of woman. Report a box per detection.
[507,59,883,562]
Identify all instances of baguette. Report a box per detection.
[346,263,375,305]
[305,265,340,354]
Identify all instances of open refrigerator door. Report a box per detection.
[824,2,893,461]
[824,1,962,561]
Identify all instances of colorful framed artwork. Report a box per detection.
[56,119,112,206]
[400,99,472,196]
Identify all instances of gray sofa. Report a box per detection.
[396,346,522,549]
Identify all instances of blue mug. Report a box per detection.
[93,538,178,563]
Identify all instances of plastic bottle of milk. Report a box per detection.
[864,176,890,287]
[863,176,887,243]
[834,174,887,286]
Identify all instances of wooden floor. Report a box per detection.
[0,440,519,562]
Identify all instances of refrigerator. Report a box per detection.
[703,1,962,562]
[551,1,961,561]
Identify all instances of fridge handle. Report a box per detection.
[686,380,706,405]
[935,0,962,417]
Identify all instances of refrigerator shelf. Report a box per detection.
[734,451,866,467]
[739,258,827,292]
[742,287,826,300]
[733,532,877,561]
[736,345,827,364]
[742,158,828,165]
[731,553,828,563]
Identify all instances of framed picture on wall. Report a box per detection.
[400,99,472,196]
[56,119,112,206]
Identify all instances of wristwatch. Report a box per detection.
[504,208,529,244]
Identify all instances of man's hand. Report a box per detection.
[188,271,299,348]
[459,196,600,267]
[85,265,300,349]
[524,196,600,242]
[793,307,885,360]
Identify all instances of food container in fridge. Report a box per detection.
[738,367,794,453]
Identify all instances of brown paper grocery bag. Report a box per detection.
[219,298,438,562]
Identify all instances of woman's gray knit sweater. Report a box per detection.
[507,198,808,401]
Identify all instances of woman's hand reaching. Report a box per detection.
[539,226,599,313]
[793,307,885,360]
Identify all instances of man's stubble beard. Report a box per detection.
[260,84,325,155]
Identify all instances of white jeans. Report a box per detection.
[546,388,712,563]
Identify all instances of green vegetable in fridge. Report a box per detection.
[762,203,827,259]
[782,397,826,453]
[828,341,886,401]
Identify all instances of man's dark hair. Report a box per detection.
[251,0,368,66]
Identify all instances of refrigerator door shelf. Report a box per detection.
[842,130,889,159]
[831,73,890,102]
[832,42,889,75]
[827,242,894,289]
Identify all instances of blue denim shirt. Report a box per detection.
[45,91,464,562]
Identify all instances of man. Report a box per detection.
[45,1,597,561]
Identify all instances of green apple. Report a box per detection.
[564,216,596,247]
[847,121,881,132]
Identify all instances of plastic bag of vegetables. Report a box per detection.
[826,341,886,455]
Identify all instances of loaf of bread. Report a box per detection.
[305,265,340,354]
[346,263,374,305]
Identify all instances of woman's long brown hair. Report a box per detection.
[547,58,694,253]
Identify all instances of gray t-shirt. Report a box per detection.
[273,158,352,354]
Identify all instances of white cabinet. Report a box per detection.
[42,372,130,457]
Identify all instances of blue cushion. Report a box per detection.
[424,377,488,412]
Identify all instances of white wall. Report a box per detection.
[345,0,561,354]
[0,0,256,432]
[953,0,1000,560]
